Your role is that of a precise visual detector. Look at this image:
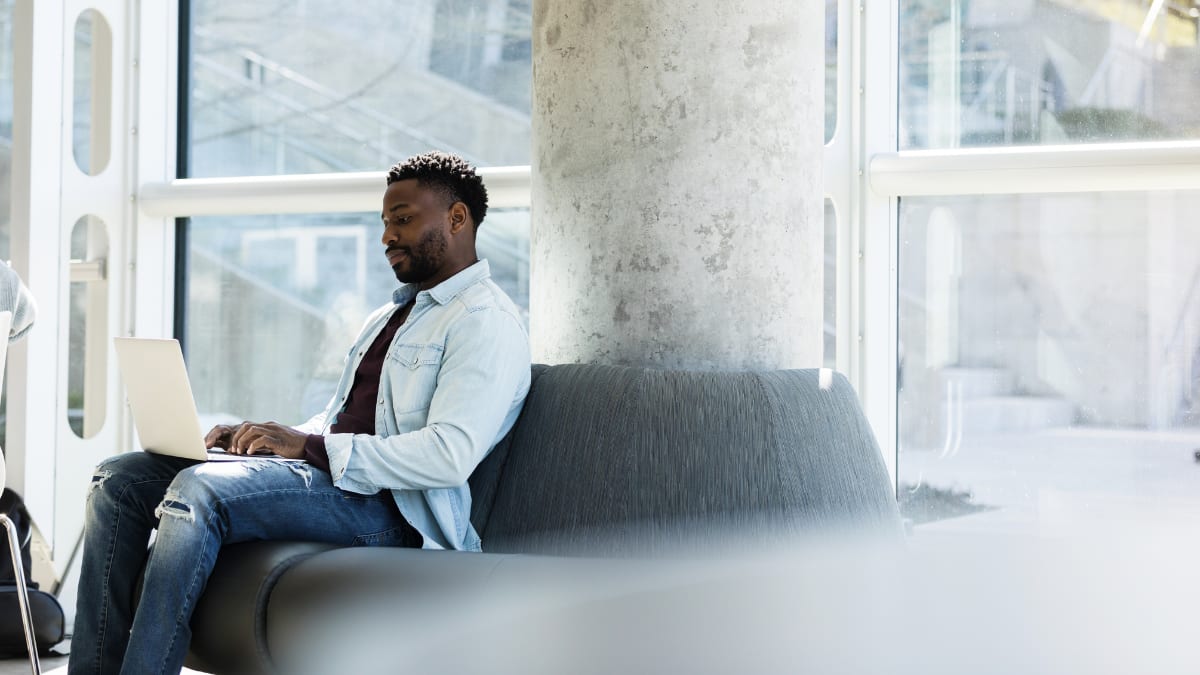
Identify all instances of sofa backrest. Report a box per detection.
[469,364,900,554]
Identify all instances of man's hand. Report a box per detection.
[225,422,309,460]
[205,422,309,459]
[204,424,236,451]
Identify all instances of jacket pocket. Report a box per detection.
[387,342,444,415]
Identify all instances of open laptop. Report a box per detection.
[114,337,289,462]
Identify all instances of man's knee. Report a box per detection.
[156,465,227,525]
[87,453,154,501]
[155,466,203,525]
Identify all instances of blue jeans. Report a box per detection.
[68,452,416,675]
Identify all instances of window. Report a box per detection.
[186,0,531,177]
[0,0,13,260]
[826,0,837,144]
[824,198,837,369]
[900,0,1200,149]
[181,1,533,423]
[0,0,12,449]
[897,191,1200,531]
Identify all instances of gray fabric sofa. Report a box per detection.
[183,364,901,674]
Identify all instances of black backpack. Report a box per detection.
[0,488,65,656]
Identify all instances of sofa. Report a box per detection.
[182,363,901,674]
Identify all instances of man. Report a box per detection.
[69,152,532,675]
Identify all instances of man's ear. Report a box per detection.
[448,202,470,235]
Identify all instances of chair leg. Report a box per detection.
[1,515,40,675]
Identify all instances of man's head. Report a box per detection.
[381,152,489,289]
[386,152,489,227]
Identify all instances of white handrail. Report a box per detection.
[138,166,532,218]
[871,142,1200,197]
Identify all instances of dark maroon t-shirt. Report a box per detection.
[301,301,422,548]
[302,304,410,473]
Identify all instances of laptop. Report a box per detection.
[114,337,289,462]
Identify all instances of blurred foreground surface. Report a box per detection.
[273,528,1200,675]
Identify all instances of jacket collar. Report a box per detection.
[392,259,491,306]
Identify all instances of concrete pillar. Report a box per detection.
[531,0,824,370]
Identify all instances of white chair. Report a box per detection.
[0,311,41,674]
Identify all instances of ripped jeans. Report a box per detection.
[68,452,416,675]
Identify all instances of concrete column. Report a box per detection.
[531,0,824,370]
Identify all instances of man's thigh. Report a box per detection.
[160,458,408,547]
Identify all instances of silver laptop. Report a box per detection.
[114,337,275,462]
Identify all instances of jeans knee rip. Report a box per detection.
[286,462,313,489]
[87,469,113,498]
[240,459,266,472]
[154,491,194,523]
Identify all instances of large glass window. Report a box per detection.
[826,0,837,144]
[897,191,1200,532]
[183,1,533,423]
[824,198,837,369]
[900,0,1200,149]
[0,0,12,450]
[186,0,531,177]
[0,0,13,260]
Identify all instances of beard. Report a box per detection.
[390,226,449,284]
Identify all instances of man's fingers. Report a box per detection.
[232,424,261,454]
[225,421,295,456]
[229,423,248,451]
[231,422,261,454]
[203,426,225,449]
[247,435,275,455]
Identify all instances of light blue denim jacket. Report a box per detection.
[296,260,530,551]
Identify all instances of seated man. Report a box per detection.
[69,152,532,675]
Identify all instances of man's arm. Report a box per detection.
[324,307,530,492]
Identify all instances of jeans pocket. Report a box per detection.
[351,526,410,547]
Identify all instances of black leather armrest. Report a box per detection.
[185,541,339,675]
[265,548,512,675]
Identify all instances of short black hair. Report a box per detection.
[386,152,489,228]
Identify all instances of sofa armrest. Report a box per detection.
[265,548,512,675]
[185,541,340,675]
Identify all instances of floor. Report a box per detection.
[0,653,66,675]
[902,425,1200,536]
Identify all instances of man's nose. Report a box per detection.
[381,226,396,247]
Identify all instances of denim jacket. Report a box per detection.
[296,260,531,551]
